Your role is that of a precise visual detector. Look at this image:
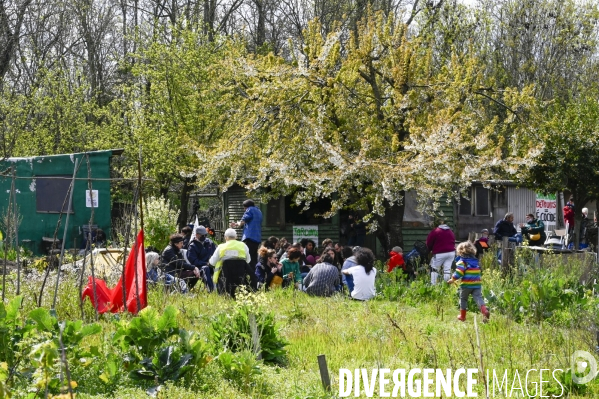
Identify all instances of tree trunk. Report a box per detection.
[374,195,405,256]
[177,177,196,229]
[203,0,216,41]
[0,0,33,83]
[255,0,266,48]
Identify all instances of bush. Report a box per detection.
[209,287,287,365]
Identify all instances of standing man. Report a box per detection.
[426,218,456,285]
[231,199,263,270]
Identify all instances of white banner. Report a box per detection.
[293,225,318,244]
[536,193,556,230]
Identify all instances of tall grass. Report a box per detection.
[1,249,598,398]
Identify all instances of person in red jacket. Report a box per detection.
[563,197,575,236]
[386,246,405,273]
[426,219,456,285]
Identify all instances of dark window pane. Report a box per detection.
[36,176,74,213]
[285,197,332,225]
[266,198,282,226]
[475,187,489,216]
[459,193,471,216]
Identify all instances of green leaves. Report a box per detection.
[113,306,180,358]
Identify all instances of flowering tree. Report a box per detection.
[195,12,541,252]
[196,12,541,252]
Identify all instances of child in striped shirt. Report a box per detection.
[447,241,490,322]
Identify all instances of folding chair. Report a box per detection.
[545,228,567,249]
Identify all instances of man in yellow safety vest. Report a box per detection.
[210,228,254,296]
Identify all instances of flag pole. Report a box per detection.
[138,146,144,232]
[134,147,144,313]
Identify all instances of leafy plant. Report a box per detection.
[210,291,287,365]
[0,362,9,399]
[217,350,262,394]
[113,305,211,391]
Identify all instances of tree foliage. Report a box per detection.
[196,11,541,249]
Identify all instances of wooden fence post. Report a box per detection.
[317,354,331,392]
[501,237,509,271]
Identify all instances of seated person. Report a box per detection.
[341,246,359,293]
[209,228,255,296]
[474,229,491,258]
[301,239,319,268]
[342,247,376,301]
[255,247,283,289]
[519,213,546,246]
[188,226,217,292]
[145,251,187,293]
[261,236,279,250]
[303,248,339,297]
[386,246,405,273]
[162,234,200,290]
[275,238,289,260]
[281,248,302,288]
[493,212,522,244]
[181,226,193,249]
[322,238,333,248]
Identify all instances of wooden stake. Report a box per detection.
[317,354,331,392]
[12,167,20,295]
[52,159,78,311]
[2,167,12,301]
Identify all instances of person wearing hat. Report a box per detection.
[188,226,217,292]
[386,246,405,273]
[518,213,546,246]
[474,229,491,259]
[162,233,200,289]
[210,228,255,297]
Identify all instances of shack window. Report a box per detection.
[266,197,284,226]
[475,187,490,216]
[285,197,332,225]
[459,191,472,216]
[36,176,74,213]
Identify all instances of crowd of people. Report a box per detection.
[141,198,598,324]
[144,199,377,301]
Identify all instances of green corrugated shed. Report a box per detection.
[0,150,117,255]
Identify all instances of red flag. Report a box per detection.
[82,230,147,314]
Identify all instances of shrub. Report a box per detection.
[112,306,211,390]
[209,287,287,365]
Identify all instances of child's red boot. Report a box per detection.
[457,309,467,322]
[480,305,490,323]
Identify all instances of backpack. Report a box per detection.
[413,240,429,258]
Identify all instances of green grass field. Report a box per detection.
[2,250,599,398]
